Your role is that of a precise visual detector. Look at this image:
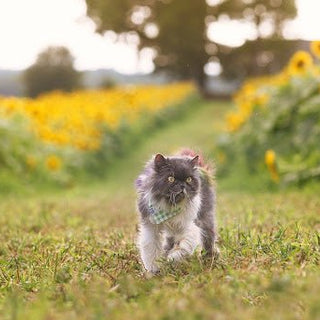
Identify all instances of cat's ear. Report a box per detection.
[190,155,199,167]
[154,153,167,170]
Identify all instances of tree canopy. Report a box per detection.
[23,46,82,97]
[85,0,297,89]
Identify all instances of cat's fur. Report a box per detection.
[135,149,217,273]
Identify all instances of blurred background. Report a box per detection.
[0,0,318,97]
[0,0,320,191]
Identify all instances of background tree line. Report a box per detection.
[85,0,297,90]
[22,0,298,97]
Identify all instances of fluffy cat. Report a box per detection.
[135,149,217,273]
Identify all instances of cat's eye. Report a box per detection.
[168,176,175,183]
[186,177,192,183]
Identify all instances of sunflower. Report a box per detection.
[310,41,320,58]
[265,150,276,167]
[265,150,279,183]
[226,112,245,132]
[288,51,313,76]
[46,155,62,171]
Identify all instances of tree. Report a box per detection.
[23,46,82,97]
[85,0,297,90]
[219,39,306,79]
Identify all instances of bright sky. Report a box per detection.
[0,0,319,73]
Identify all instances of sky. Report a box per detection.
[0,0,319,74]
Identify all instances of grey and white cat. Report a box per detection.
[135,149,218,273]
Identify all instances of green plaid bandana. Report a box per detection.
[148,200,182,225]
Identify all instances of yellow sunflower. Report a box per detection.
[310,41,320,58]
[288,51,313,76]
[265,150,279,183]
[226,112,245,132]
[265,150,276,167]
[46,155,62,171]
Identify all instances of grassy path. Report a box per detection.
[46,99,229,229]
[0,99,319,320]
[84,98,229,192]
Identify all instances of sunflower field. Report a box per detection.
[219,41,320,186]
[0,83,195,186]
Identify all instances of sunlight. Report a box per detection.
[0,0,319,72]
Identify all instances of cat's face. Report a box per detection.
[151,154,200,205]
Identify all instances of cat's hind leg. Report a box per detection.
[196,184,219,258]
[200,224,219,258]
[163,236,174,255]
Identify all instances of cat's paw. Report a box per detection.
[145,264,160,275]
[167,249,184,262]
[202,245,220,260]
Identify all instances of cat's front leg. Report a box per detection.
[138,222,162,273]
[167,223,201,262]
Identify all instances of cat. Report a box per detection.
[135,149,218,273]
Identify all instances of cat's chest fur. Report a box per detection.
[153,193,202,235]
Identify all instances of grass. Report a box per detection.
[0,99,319,320]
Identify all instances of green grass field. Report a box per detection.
[0,100,319,320]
